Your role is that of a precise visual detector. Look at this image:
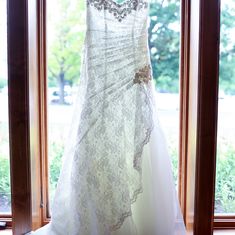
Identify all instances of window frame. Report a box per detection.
[193,0,220,232]
[179,0,190,218]
[38,0,235,230]
[6,0,32,233]
[37,0,50,225]
[214,215,235,229]
[5,0,235,233]
[180,0,235,231]
[0,0,11,225]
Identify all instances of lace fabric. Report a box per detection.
[50,1,154,233]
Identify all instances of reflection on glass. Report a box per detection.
[0,0,11,214]
[215,0,235,214]
[47,0,181,209]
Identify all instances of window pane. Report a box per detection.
[0,0,11,214]
[215,0,235,214]
[149,0,181,185]
[47,0,86,209]
[47,0,181,212]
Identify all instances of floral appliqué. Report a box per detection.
[133,65,152,84]
[87,0,148,22]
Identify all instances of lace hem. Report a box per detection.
[110,123,153,232]
[110,66,154,231]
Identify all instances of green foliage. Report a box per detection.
[0,124,10,199]
[148,0,180,92]
[47,0,86,103]
[48,0,182,95]
[47,0,235,95]
[0,155,11,212]
[219,3,235,95]
[2,135,235,213]
[169,144,178,184]
[0,156,10,196]
[49,142,64,191]
[0,78,7,90]
[215,141,235,213]
[46,138,235,213]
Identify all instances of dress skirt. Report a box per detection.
[33,103,186,235]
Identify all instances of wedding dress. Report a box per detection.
[33,0,186,234]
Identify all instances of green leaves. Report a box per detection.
[0,157,10,195]
[219,2,235,95]
[148,0,180,93]
[215,141,235,213]
[47,0,86,103]
[49,141,64,190]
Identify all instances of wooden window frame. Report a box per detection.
[193,0,220,232]
[214,215,235,230]
[6,0,32,233]
[0,1,12,228]
[0,215,12,229]
[37,0,50,226]
[5,0,42,233]
[179,0,190,219]
[180,0,235,232]
[5,0,235,233]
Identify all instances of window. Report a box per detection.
[0,0,11,216]
[7,0,224,233]
[45,0,86,214]
[214,0,235,228]
[44,0,182,218]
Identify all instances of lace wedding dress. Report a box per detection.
[33,0,186,234]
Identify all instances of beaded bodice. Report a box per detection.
[87,0,148,22]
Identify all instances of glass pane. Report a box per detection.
[215,0,235,214]
[47,0,181,212]
[149,0,181,185]
[0,0,11,214]
[47,0,86,209]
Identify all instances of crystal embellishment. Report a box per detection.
[133,65,152,84]
[87,0,148,22]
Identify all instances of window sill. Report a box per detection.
[214,230,235,234]
[0,229,235,234]
[0,230,12,235]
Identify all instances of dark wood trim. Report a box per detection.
[0,215,12,228]
[179,0,191,220]
[214,215,235,229]
[0,0,12,226]
[194,0,221,234]
[7,0,32,234]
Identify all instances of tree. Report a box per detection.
[148,0,180,93]
[48,0,235,97]
[219,2,235,95]
[47,0,86,104]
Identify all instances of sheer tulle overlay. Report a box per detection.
[33,0,186,234]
